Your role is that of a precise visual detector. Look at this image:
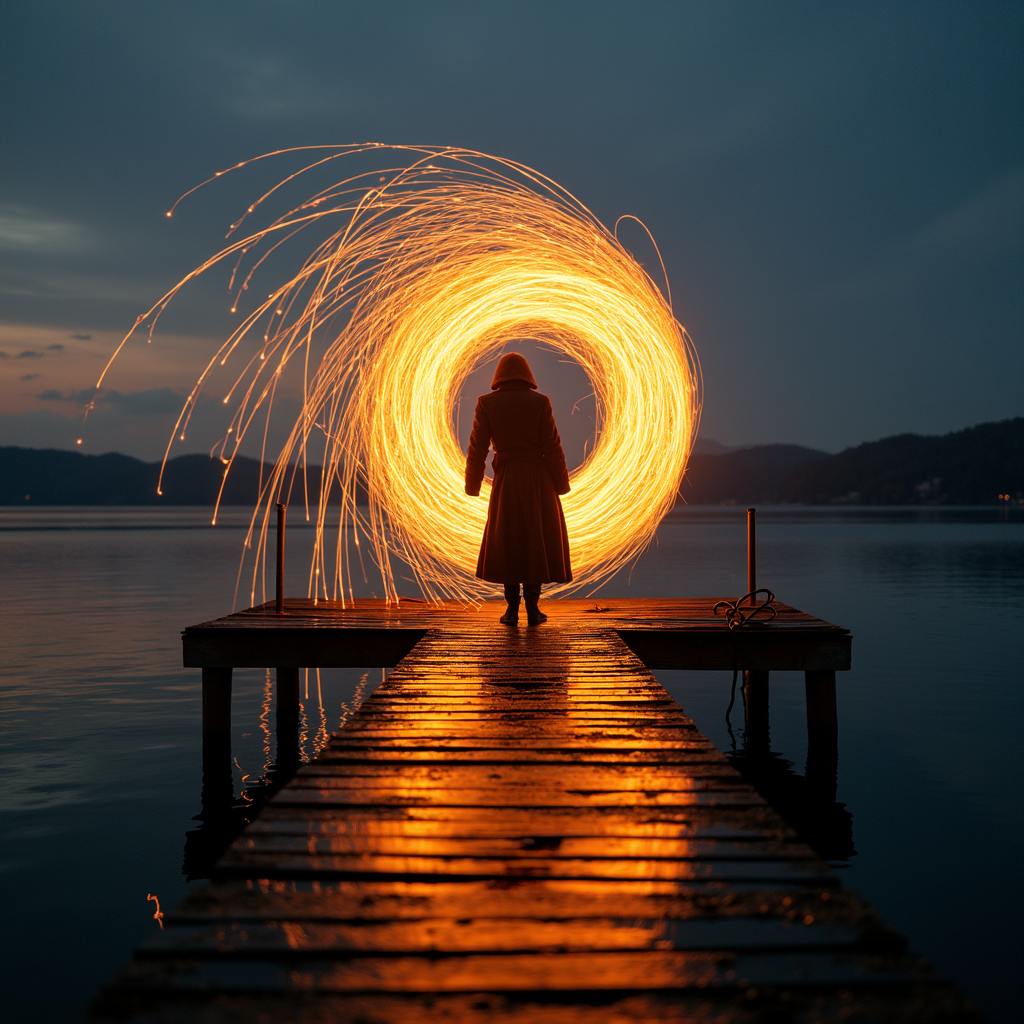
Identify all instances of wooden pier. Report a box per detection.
[90,599,977,1022]
[188,598,850,784]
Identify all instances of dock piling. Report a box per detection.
[200,667,233,820]
[200,667,232,738]
[743,669,770,753]
[805,669,839,800]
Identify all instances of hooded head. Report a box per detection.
[490,352,538,390]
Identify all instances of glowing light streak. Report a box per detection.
[146,893,165,930]
[96,145,701,603]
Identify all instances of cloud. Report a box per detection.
[643,79,809,168]
[905,169,1024,261]
[0,267,150,302]
[0,205,88,254]
[103,388,186,416]
[20,373,41,381]
[816,169,1024,305]
[36,386,186,415]
[0,342,68,359]
[198,46,355,121]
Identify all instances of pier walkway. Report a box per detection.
[90,602,975,1022]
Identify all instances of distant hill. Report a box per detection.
[781,418,1023,505]
[2,417,1021,505]
[680,444,829,505]
[681,418,1022,505]
[690,437,747,456]
[0,449,325,505]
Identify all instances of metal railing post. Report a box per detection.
[746,507,756,603]
[276,501,286,614]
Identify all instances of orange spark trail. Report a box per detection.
[96,145,702,604]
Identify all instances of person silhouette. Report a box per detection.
[465,352,573,625]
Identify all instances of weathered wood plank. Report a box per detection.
[228,835,809,859]
[168,879,859,923]
[320,743,719,758]
[140,916,863,955]
[183,627,427,668]
[269,790,763,809]
[182,598,852,671]
[91,989,978,1024]
[616,628,852,671]
[246,808,791,839]
[103,948,938,992]
[213,853,834,883]
[290,764,741,782]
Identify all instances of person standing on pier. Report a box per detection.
[465,352,573,626]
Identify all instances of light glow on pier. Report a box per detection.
[95,145,701,602]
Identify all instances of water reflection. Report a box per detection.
[729,748,855,862]
[3,506,1016,1024]
[183,724,298,880]
[184,667,369,879]
[728,671,855,863]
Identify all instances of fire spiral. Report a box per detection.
[95,145,701,603]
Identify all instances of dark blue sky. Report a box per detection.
[0,0,1021,459]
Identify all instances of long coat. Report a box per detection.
[465,383,573,584]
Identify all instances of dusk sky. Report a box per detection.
[1,1,1021,461]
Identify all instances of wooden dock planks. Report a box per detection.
[181,597,853,672]
[91,622,977,1022]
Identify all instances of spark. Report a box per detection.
[98,145,701,604]
[146,894,165,929]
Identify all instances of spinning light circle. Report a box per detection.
[94,145,701,603]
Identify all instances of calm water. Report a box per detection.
[1,506,1021,1022]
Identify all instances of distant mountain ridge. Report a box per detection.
[690,437,751,456]
[681,418,1022,505]
[680,444,829,505]
[0,450,312,506]
[1,418,1020,505]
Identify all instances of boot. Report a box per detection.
[500,583,520,626]
[523,584,546,626]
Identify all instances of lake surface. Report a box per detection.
[1,506,1021,1022]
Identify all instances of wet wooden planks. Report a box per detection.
[191,597,847,630]
[182,597,853,671]
[91,625,975,1022]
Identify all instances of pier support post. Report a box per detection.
[276,667,301,767]
[743,670,770,755]
[200,668,234,842]
[805,670,838,801]
[202,667,233,739]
